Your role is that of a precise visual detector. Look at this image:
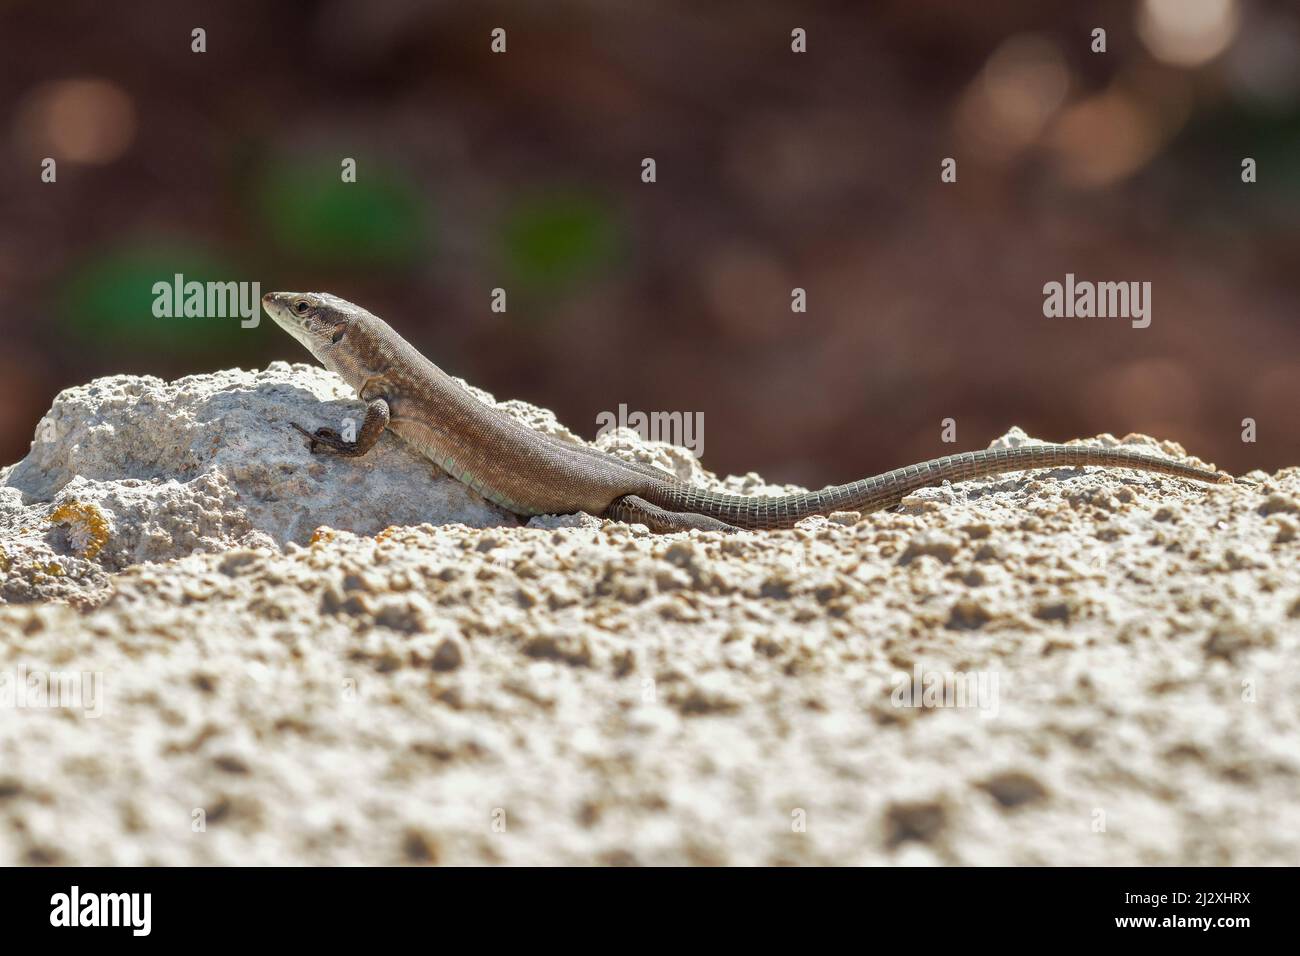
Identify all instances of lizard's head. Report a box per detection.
[261,291,362,364]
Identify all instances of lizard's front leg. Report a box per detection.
[292,398,390,457]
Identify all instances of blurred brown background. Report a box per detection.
[1,0,1296,486]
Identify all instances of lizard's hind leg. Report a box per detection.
[605,495,741,534]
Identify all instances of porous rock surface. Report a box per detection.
[0,365,1297,864]
[0,363,791,604]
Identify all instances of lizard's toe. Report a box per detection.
[290,422,342,453]
[290,422,319,450]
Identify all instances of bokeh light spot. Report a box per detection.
[955,34,1070,163]
[16,78,136,165]
[1049,89,1162,188]
[1138,0,1240,68]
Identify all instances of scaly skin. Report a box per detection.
[262,292,1232,533]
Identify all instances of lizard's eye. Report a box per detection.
[294,300,310,314]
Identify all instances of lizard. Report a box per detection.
[261,291,1233,533]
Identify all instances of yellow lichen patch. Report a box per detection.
[49,501,111,561]
[0,549,9,572]
[310,527,336,545]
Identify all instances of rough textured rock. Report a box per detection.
[0,363,793,605]
[0,365,1297,865]
[0,364,509,601]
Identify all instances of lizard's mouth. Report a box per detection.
[262,292,328,357]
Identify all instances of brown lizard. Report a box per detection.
[262,292,1232,533]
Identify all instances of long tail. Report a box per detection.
[647,444,1231,531]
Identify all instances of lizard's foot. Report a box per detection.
[291,423,356,455]
[605,494,742,534]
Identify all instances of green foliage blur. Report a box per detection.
[58,245,248,363]
[500,191,623,296]
[256,157,430,269]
